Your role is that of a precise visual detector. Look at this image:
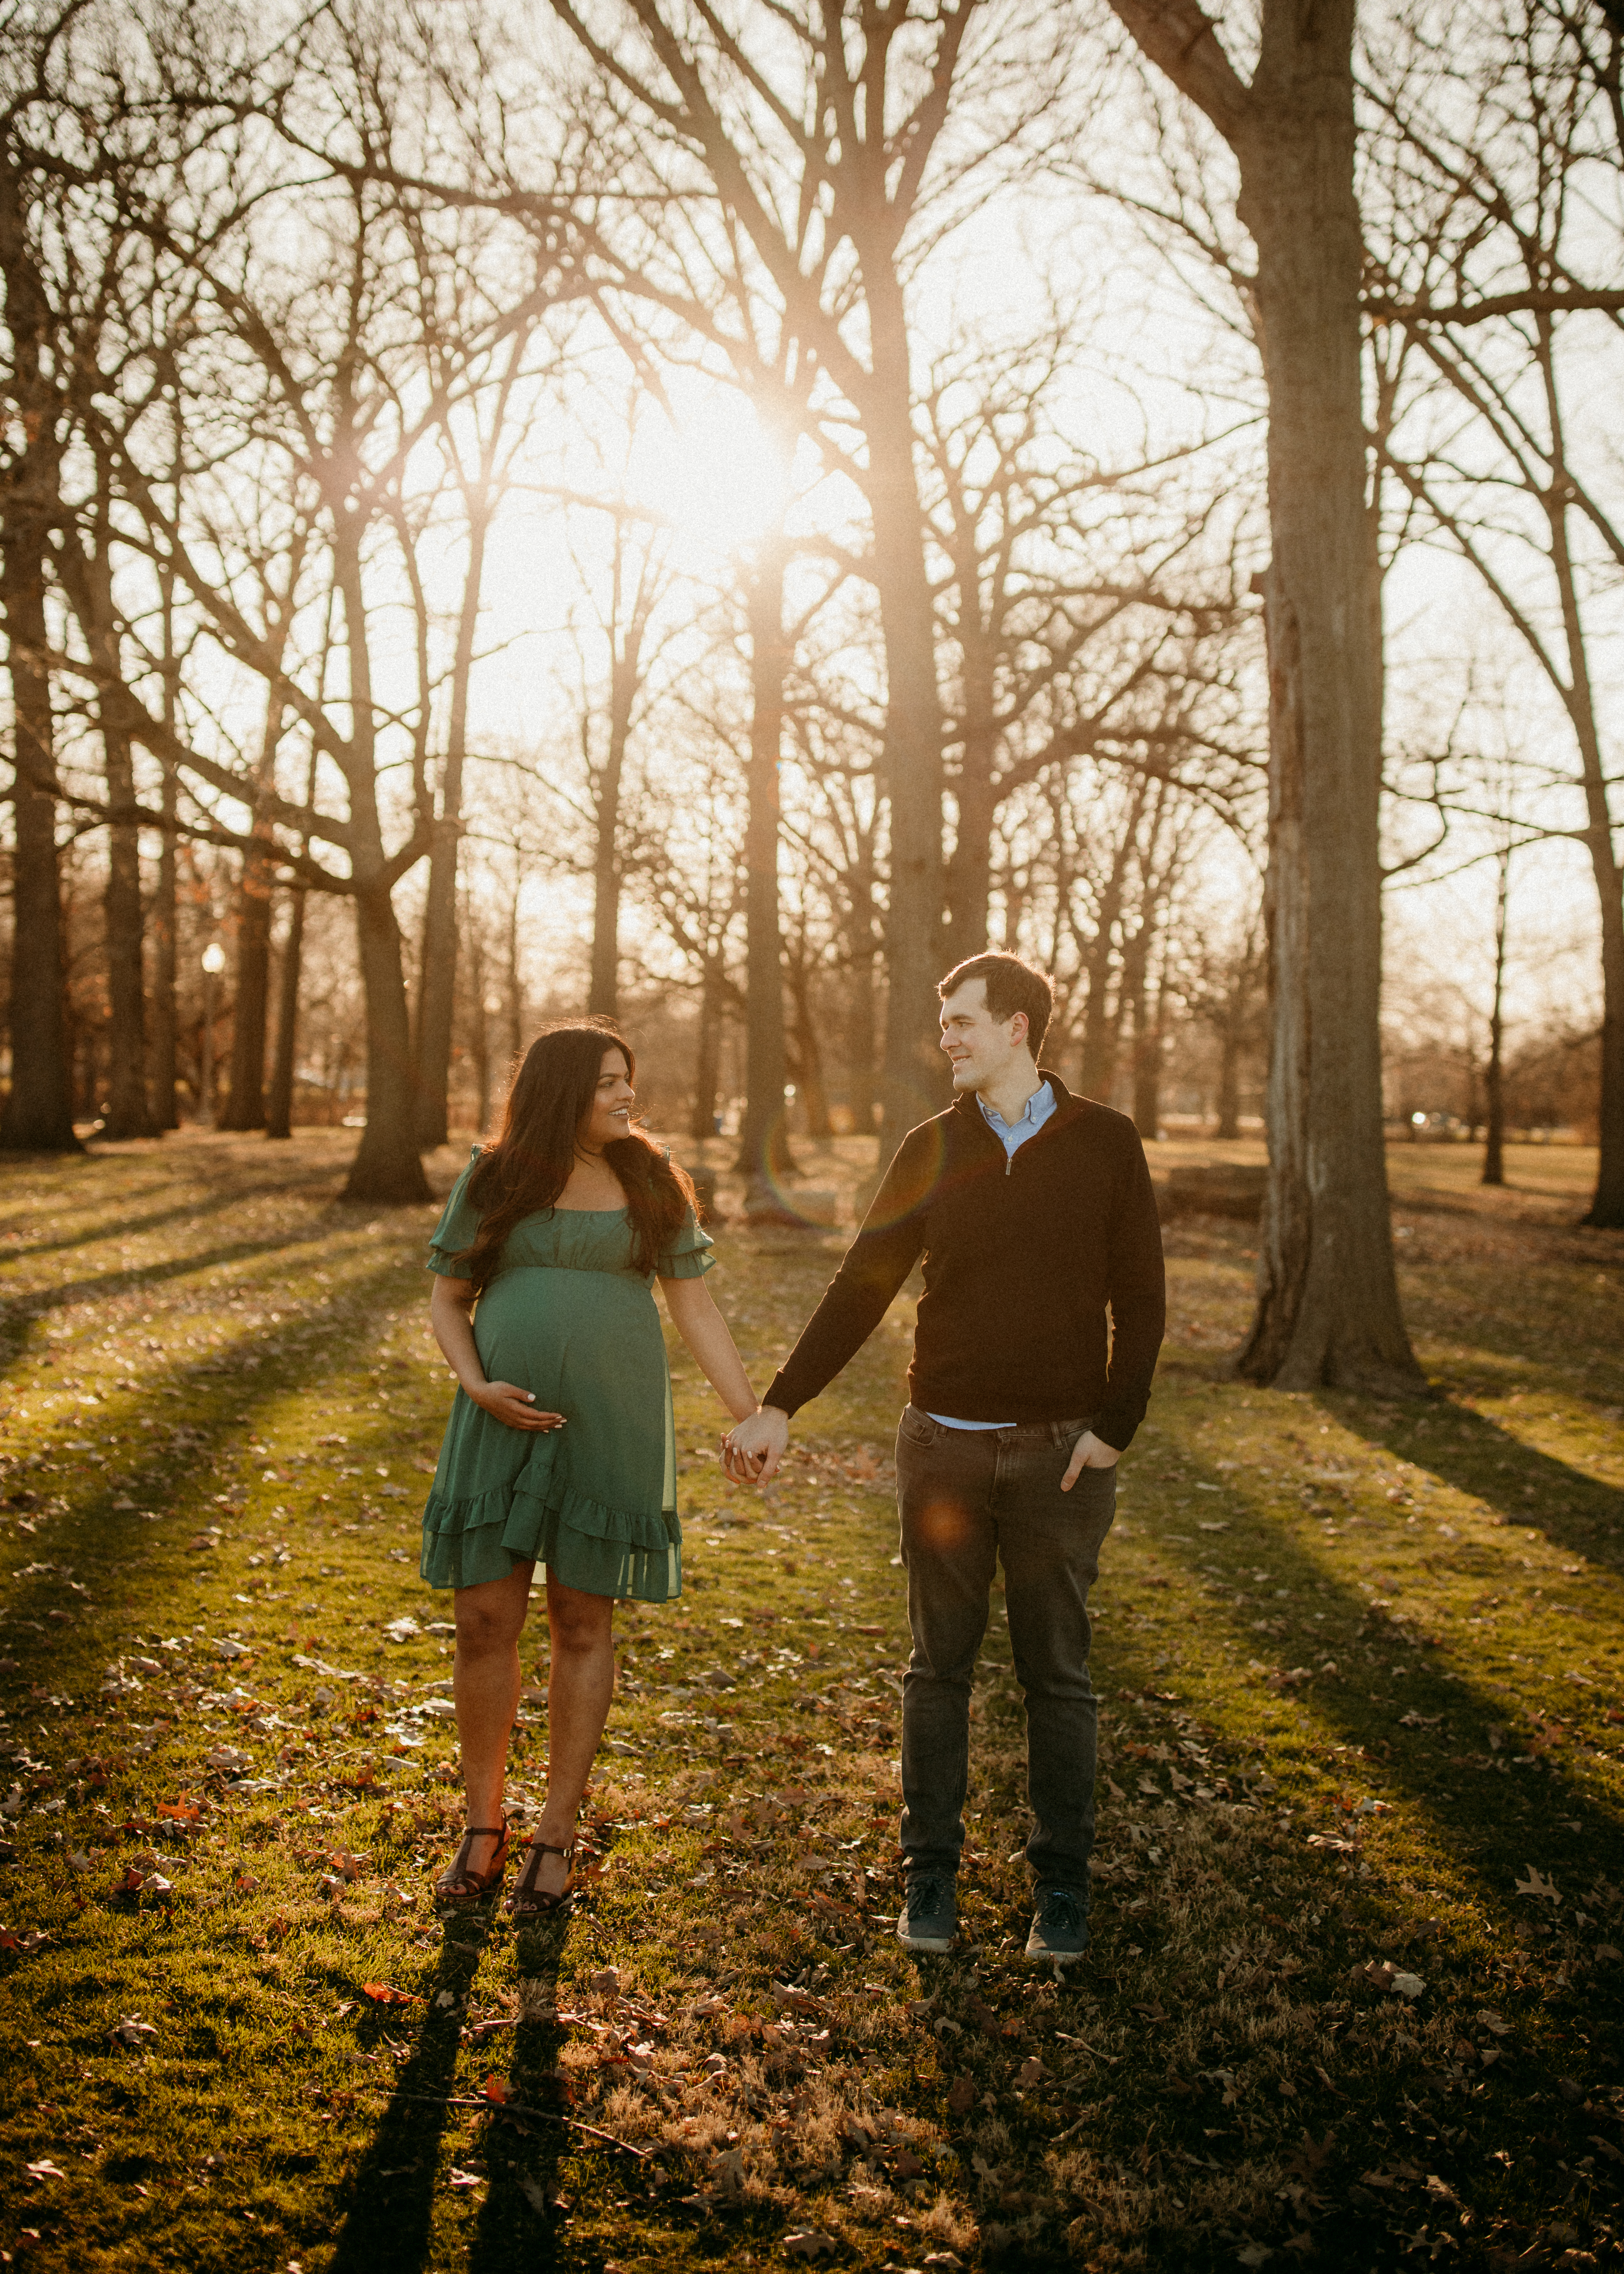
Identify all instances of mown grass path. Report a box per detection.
[1,1130,1620,2274]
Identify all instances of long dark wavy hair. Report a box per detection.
[458,1021,695,1290]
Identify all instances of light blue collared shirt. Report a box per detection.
[976,1077,1057,1162]
[927,1080,1057,1429]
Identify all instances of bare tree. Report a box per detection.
[1099,0,1422,1392]
[919,327,1249,972]
[1362,0,1624,1225]
[509,0,1074,1155]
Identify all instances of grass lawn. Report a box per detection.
[0,1128,1620,2274]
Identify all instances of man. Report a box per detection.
[724,951,1164,1963]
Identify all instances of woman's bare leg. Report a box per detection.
[526,1575,616,1897]
[445,1561,534,1878]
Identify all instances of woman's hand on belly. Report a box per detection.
[469,1380,567,1433]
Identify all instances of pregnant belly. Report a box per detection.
[473,1266,663,1398]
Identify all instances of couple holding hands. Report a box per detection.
[419,951,1165,1961]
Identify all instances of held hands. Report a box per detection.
[1060,1429,1121,1491]
[471,1380,566,1434]
[722,1405,790,1486]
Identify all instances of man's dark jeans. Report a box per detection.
[895,1404,1116,1896]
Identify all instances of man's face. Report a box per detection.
[939,979,1028,1092]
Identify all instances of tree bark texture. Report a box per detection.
[219,837,272,1130]
[101,722,152,1141]
[735,543,796,1197]
[266,882,304,1141]
[865,279,949,1160]
[1109,0,1421,1390]
[331,522,430,1205]
[344,879,430,1203]
[0,159,78,1153]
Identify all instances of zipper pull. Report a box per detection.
[1005,1152,1013,1176]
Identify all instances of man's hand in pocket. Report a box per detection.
[1061,1430,1121,1491]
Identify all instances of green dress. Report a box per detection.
[420,1150,714,1601]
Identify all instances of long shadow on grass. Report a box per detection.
[1103,1426,1622,1911]
[325,1905,545,2273]
[0,1256,417,1692]
[1333,1395,1624,1575]
[0,1158,349,1267]
[466,1920,574,2268]
[0,1227,411,1345]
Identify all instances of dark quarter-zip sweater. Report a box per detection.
[764,1071,1167,1450]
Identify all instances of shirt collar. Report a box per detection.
[979,1077,1054,1133]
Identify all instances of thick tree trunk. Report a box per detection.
[1228,35,1419,1389]
[864,277,947,1159]
[734,543,796,1197]
[1541,491,1624,1226]
[943,722,997,975]
[342,877,431,1203]
[219,839,272,1130]
[330,512,430,1205]
[1107,0,1420,1390]
[0,543,78,1153]
[266,882,305,1141]
[150,753,179,1131]
[0,151,78,1154]
[101,721,153,1141]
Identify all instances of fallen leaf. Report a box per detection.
[783,2230,838,2260]
[947,2076,976,2116]
[481,2074,510,2103]
[1016,2057,1047,2087]
[361,1983,416,2006]
[111,2015,159,2048]
[448,2167,484,2191]
[1514,1865,1559,1902]
[25,2160,66,2182]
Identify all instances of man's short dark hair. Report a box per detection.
[938,952,1055,1056]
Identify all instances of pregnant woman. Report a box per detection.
[422,1020,758,1915]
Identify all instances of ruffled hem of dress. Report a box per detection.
[419,1469,681,1601]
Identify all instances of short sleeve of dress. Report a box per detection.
[655,1207,716,1281]
[427,1147,485,1278]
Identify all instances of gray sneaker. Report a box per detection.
[1026,1884,1088,1964]
[896,1872,957,1954]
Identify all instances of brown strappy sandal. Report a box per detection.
[507,1837,575,1918]
[434,1814,512,1909]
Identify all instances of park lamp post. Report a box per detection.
[200,941,226,1127]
